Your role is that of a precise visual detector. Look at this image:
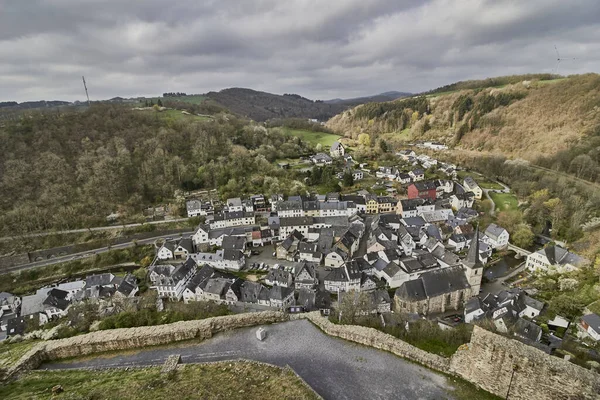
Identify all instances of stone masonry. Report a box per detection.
[451,326,600,400]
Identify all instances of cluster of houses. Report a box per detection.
[1,272,139,337]
[464,288,546,343]
[154,179,515,318]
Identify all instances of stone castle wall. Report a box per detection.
[298,312,451,372]
[6,311,286,378]
[6,311,600,400]
[450,325,600,400]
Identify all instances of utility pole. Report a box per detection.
[82,76,90,107]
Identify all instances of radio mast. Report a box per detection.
[82,76,90,106]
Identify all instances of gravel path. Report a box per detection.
[42,320,457,400]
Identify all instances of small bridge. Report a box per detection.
[507,243,531,258]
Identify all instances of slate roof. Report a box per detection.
[176,238,194,253]
[395,266,470,302]
[396,279,427,301]
[484,223,507,242]
[186,265,215,291]
[266,268,292,285]
[464,176,479,188]
[85,273,116,288]
[514,318,542,342]
[279,216,314,227]
[117,279,137,297]
[172,258,196,281]
[298,242,318,254]
[463,227,483,268]
[582,314,600,333]
[412,181,437,191]
[43,288,70,311]
[269,285,294,301]
[537,246,586,267]
[222,235,247,250]
[382,262,401,277]
[203,278,231,296]
[297,288,316,310]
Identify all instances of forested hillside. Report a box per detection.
[327,74,600,182]
[0,106,312,235]
[205,88,349,121]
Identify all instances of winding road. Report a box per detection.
[0,232,193,274]
[41,319,460,400]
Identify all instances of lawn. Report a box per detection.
[0,361,319,400]
[280,128,340,148]
[479,181,504,190]
[490,192,518,212]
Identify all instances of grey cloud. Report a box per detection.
[0,0,599,102]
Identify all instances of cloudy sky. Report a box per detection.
[1,0,599,102]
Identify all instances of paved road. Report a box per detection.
[42,320,458,400]
[0,218,191,242]
[0,232,193,275]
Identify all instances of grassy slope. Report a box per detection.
[0,341,38,371]
[280,128,340,147]
[326,74,600,161]
[0,362,319,400]
[490,192,518,212]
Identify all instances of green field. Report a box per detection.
[0,362,318,400]
[280,128,341,148]
[169,95,207,104]
[490,192,518,212]
[158,109,212,123]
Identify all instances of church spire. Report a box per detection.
[465,225,481,268]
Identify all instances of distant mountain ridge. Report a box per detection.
[324,91,412,105]
[204,88,345,121]
[203,88,413,122]
[0,100,71,110]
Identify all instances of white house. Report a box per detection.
[209,211,255,230]
[225,197,243,212]
[484,223,510,249]
[191,249,245,271]
[325,248,347,268]
[192,224,210,246]
[156,241,176,260]
[149,259,197,300]
[186,200,213,217]
[312,153,333,165]
[463,176,483,200]
[450,193,474,210]
[526,246,587,273]
[579,314,600,341]
[330,141,345,158]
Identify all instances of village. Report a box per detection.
[0,140,595,363]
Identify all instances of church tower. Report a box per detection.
[463,227,484,296]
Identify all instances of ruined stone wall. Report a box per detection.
[300,312,450,372]
[6,311,286,378]
[450,326,600,400]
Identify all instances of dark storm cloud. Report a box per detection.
[1,0,599,102]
